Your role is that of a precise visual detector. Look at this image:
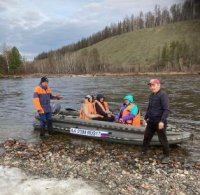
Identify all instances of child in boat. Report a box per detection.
[115,95,140,126]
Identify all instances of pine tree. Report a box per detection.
[0,54,6,74]
[8,47,22,73]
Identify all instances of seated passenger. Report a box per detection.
[80,95,102,120]
[91,95,96,112]
[94,94,115,122]
[115,95,140,126]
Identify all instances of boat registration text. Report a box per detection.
[70,128,109,138]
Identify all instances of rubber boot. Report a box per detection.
[40,127,45,138]
[47,120,54,135]
[161,156,170,164]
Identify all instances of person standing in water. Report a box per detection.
[142,79,170,163]
[33,76,63,138]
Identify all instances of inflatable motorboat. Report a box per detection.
[33,106,192,145]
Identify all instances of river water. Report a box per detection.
[0,75,199,161]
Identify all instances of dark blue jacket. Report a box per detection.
[144,90,170,123]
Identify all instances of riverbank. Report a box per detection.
[0,71,200,79]
[0,137,200,195]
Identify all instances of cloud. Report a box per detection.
[0,5,6,12]
[83,2,103,12]
[7,18,100,59]
[0,0,18,8]
[22,11,49,29]
[3,10,49,30]
[0,0,183,60]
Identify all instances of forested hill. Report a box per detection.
[35,0,200,61]
[29,0,200,74]
[1,0,200,75]
[80,19,200,72]
[29,19,200,74]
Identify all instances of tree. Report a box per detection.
[117,22,122,35]
[170,4,182,22]
[130,14,135,31]
[182,0,193,20]
[122,16,131,33]
[8,47,22,74]
[145,11,155,28]
[194,0,200,19]
[88,48,101,72]
[0,54,6,74]
[138,11,144,29]
[154,5,162,26]
[161,43,168,62]
[161,8,170,25]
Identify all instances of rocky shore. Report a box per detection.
[0,136,199,195]
[0,71,199,79]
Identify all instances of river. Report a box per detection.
[0,75,199,160]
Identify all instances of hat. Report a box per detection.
[124,95,134,103]
[40,76,49,83]
[148,79,160,85]
[85,95,91,99]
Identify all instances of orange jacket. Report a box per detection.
[80,100,97,120]
[33,85,54,113]
[90,102,97,114]
[121,104,141,126]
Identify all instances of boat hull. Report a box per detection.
[33,114,192,146]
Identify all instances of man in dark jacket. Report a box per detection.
[142,79,170,163]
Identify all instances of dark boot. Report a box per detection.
[139,151,148,160]
[161,156,170,164]
[47,120,54,135]
[158,153,170,164]
[40,127,45,137]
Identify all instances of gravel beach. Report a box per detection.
[0,136,199,195]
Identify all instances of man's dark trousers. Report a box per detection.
[39,112,53,136]
[142,121,169,156]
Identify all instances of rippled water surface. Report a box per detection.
[0,75,199,162]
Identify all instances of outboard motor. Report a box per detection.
[51,103,61,114]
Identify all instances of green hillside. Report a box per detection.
[30,20,200,74]
[79,20,200,68]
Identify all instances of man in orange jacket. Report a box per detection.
[33,76,63,138]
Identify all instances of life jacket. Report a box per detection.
[79,106,87,120]
[95,100,109,116]
[79,100,96,120]
[90,102,97,114]
[121,104,141,126]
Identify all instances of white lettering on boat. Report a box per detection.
[70,128,109,138]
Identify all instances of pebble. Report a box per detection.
[0,138,199,195]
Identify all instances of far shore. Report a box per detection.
[0,71,200,79]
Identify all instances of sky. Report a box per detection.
[0,0,183,60]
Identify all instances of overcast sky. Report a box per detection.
[0,0,183,60]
